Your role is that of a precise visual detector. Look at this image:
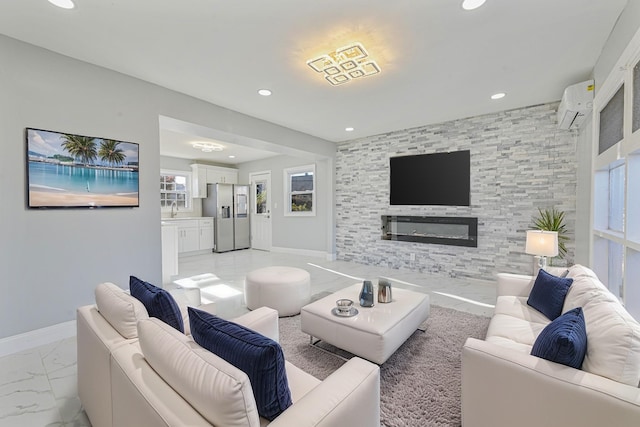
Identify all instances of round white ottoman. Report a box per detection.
[244,266,311,317]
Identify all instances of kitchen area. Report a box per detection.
[161,162,251,284]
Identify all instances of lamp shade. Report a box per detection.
[525,230,559,257]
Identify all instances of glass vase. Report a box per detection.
[359,280,375,307]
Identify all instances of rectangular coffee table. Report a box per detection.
[300,283,430,364]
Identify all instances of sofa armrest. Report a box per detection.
[269,357,380,427]
[496,273,535,297]
[232,307,279,342]
[77,305,134,427]
[462,337,640,427]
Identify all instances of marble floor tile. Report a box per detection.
[56,397,90,426]
[0,350,62,426]
[1,249,500,426]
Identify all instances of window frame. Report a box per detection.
[160,169,193,213]
[283,164,316,217]
[590,32,640,319]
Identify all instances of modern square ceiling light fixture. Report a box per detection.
[307,42,381,86]
[192,142,224,152]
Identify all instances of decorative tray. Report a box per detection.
[331,307,359,318]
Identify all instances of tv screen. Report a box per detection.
[26,128,139,209]
[390,150,470,206]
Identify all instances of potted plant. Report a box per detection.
[531,207,569,260]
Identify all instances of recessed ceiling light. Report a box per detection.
[228,155,236,159]
[345,127,355,132]
[48,0,75,9]
[491,92,506,100]
[462,0,486,11]
[257,89,272,96]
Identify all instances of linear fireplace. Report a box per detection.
[381,215,478,247]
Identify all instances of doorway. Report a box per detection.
[250,171,272,251]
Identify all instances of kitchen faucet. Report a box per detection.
[170,201,178,218]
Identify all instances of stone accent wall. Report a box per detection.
[335,102,577,279]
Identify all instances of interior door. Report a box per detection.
[250,172,272,251]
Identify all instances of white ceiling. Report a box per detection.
[0,0,628,152]
[159,129,279,165]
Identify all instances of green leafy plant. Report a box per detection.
[531,207,569,260]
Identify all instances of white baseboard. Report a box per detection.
[270,246,329,259]
[0,320,77,358]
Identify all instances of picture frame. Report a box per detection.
[26,127,140,209]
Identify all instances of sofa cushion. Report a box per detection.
[494,296,552,325]
[137,318,260,427]
[566,264,599,281]
[188,307,292,420]
[562,273,618,313]
[95,282,148,339]
[560,267,640,386]
[486,312,547,349]
[527,269,573,320]
[531,307,587,369]
[130,276,184,333]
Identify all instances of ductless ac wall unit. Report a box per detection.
[557,80,594,130]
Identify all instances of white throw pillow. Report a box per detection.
[138,318,260,427]
[562,274,617,313]
[563,271,640,386]
[566,264,599,281]
[95,282,148,339]
[581,299,640,386]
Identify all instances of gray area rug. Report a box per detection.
[278,305,490,427]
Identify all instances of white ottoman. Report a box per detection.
[301,283,430,364]
[244,266,311,317]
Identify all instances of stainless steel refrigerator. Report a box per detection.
[203,183,250,252]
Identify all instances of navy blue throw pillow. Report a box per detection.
[129,276,184,333]
[527,269,573,320]
[188,307,292,420]
[531,307,587,369]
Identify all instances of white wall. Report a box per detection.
[593,0,640,88]
[237,156,333,255]
[0,35,334,339]
[574,115,593,265]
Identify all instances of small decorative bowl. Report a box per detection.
[336,298,354,314]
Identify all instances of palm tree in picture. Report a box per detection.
[99,139,126,167]
[61,134,97,166]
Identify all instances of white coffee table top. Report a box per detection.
[302,283,429,335]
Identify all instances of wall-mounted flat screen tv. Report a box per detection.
[26,128,139,209]
[390,150,470,206]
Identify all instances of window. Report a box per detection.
[591,45,640,320]
[160,169,192,211]
[598,85,624,154]
[284,164,315,216]
[608,164,625,233]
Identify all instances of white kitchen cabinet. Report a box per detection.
[207,168,238,184]
[173,219,199,253]
[191,164,238,198]
[169,218,214,254]
[191,164,208,198]
[198,218,214,250]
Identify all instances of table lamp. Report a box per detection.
[525,230,559,274]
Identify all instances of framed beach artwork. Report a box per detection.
[26,128,140,209]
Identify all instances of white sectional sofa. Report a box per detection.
[77,282,381,427]
[462,265,640,427]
